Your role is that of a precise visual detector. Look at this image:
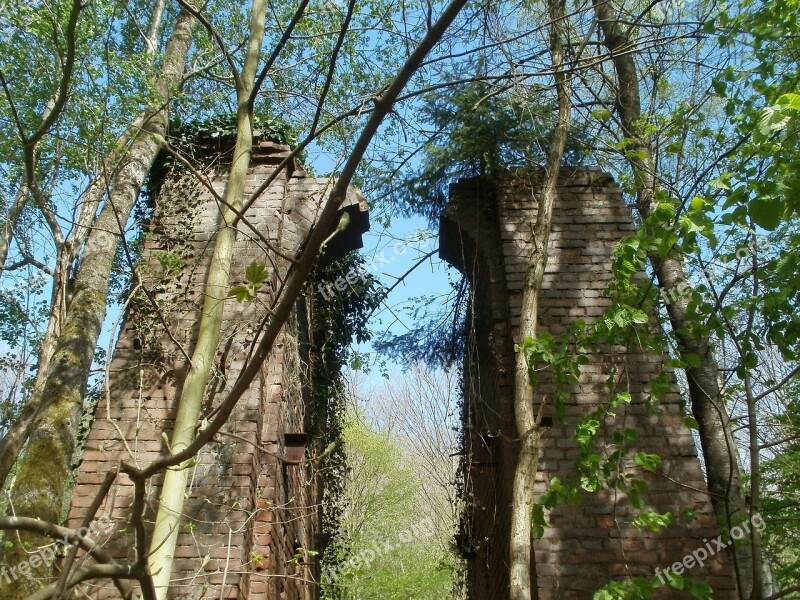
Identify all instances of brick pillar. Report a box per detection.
[67,135,367,599]
[440,170,737,599]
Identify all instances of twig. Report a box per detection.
[217,431,336,465]
[157,140,299,265]
[219,527,233,600]
[308,0,356,135]
[175,0,242,88]
[28,565,141,600]
[765,584,800,600]
[365,248,438,321]
[249,0,311,107]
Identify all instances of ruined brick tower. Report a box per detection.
[68,132,367,598]
[440,170,737,599]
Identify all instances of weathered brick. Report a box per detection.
[440,172,736,598]
[68,136,366,600]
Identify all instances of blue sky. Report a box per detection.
[350,212,456,379]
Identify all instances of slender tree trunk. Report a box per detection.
[591,1,758,596]
[146,0,167,56]
[147,1,267,595]
[0,11,194,598]
[657,257,754,597]
[509,3,571,598]
[0,251,69,490]
[0,0,169,490]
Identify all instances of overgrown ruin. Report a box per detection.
[68,133,367,599]
[68,145,739,598]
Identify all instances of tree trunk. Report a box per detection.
[509,3,571,598]
[0,110,151,491]
[0,11,205,490]
[0,185,28,268]
[0,10,194,598]
[147,1,267,595]
[0,0,173,489]
[591,0,757,596]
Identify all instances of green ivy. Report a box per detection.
[307,252,382,599]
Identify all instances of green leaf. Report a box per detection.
[632,509,674,532]
[749,197,783,231]
[245,261,269,286]
[683,581,713,599]
[531,504,546,538]
[623,428,639,444]
[758,104,792,136]
[683,353,702,368]
[228,285,255,303]
[777,93,800,111]
[634,452,662,473]
[611,392,632,407]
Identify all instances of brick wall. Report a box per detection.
[68,136,367,599]
[440,170,737,599]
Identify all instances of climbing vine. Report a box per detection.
[521,225,717,599]
[305,251,382,598]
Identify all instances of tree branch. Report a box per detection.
[249,0,311,108]
[122,0,471,482]
[175,0,242,88]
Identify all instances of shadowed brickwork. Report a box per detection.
[68,136,367,599]
[440,170,737,599]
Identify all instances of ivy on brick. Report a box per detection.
[305,252,382,598]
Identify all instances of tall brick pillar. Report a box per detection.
[440,170,737,599]
[68,133,368,599]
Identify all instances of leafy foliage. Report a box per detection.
[760,385,800,591]
[228,261,269,302]
[309,252,383,596]
[323,414,457,599]
[384,78,588,222]
[372,277,469,369]
[170,112,301,148]
[593,573,712,600]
